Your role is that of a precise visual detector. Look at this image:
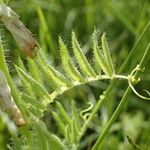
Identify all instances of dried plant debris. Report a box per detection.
[0,70,25,126]
[0,4,38,58]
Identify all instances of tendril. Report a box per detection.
[143,90,150,96]
[127,65,150,100]
[80,102,93,121]
[128,79,150,100]
[130,64,144,76]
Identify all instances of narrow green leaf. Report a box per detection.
[34,122,50,150]
[48,134,66,150]
[52,111,66,136]
[15,66,51,101]
[21,77,36,98]
[37,7,56,55]
[103,1,136,36]
[28,59,43,85]
[101,33,115,75]
[72,32,97,77]
[17,57,35,97]
[93,30,112,76]
[71,119,77,144]
[17,56,26,71]
[56,102,72,125]
[38,49,71,90]
[36,120,66,150]
[47,65,72,87]
[39,64,59,91]
[27,105,43,117]
[21,93,45,109]
[59,37,84,82]
[65,125,72,144]
[71,100,81,130]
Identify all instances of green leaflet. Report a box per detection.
[101,33,115,75]
[46,65,72,88]
[38,50,72,90]
[93,30,115,76]
[21,93,45,110]
[51,111,67,136]
[28,59,43,85]
[93,30,110,76]
[17,57,36,97]
[15,65,51,101]
[56,102,72,125]
[59,37,84,82]
[30,120,66,150]
[72,32,97,77]
[71,100,81,130]
[71,119,78,144]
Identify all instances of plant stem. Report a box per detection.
[92,42,150,150]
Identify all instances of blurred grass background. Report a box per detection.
[1,0,150,149]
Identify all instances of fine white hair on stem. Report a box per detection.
[0,70,25,126]
[0,4,38,59]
